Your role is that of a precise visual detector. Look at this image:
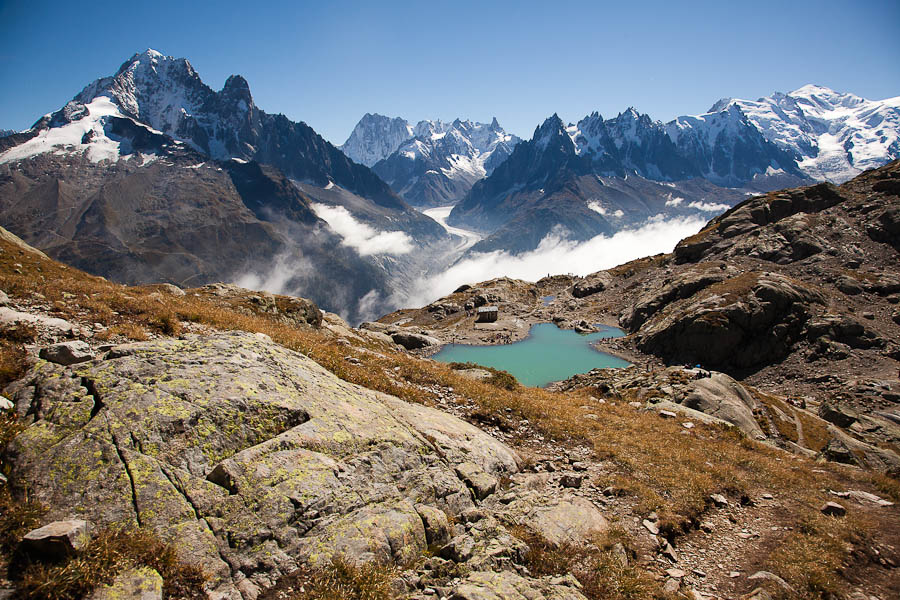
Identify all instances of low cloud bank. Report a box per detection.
[587,201,624,217]
[400,215,708,308]
[688,200,730,212]
[311,203,413,256]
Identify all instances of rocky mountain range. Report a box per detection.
[445,85,899,254]
[714,84,900,183]
[1,172,898,598]
[0,50,451,323]
[341,114,520,207]
[447,114,754,253]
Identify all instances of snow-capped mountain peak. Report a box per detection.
[724,84,900,182]
[6,49,409,210]
[346,114,521,207]
[340,113,415,167]
[534,114,567,149]
[71,50,208,140]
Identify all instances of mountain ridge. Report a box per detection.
[341,113,521,207]
[0,49,452,323]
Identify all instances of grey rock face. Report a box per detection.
[90,567,163,600]
[571,273,612,299]
[505,494,608,547]
[22,519,92,560]
[450,570,588,600]
[455,462,498,501]
[682,374,765,439]
[635,272,826,370]
[39,341,94,365]
[391,331,441,350]
[6,331,519,597]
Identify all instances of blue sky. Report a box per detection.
[1,0,898,144]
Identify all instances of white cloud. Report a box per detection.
[311,203,413,256]
[399,215,707,308]
[586,201,624,218]
[665,196,684,207]
[688,200,730,212]
[356,289,383,323]
[235,253,313,293]
[587,201,607,215]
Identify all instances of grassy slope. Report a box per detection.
[0,234,898,599]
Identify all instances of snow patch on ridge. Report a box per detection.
[0,97,124,164]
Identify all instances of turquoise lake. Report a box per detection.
[432,323,630,387]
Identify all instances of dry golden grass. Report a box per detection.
[0,235,879,531]
[0,235,897,598]
[15,526,207,600]
[258,557,396,600]
[765,513,870,600]
[677,222,720,247]
[606,254,667,279]
[755,393,801,443]
[794,410,831,453]
[510,525,675,600]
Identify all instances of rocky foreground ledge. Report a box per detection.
[5,330,614,599]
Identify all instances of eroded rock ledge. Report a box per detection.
[5,331,539,599]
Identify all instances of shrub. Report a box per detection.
[511,526,673,600]
[259,557,396,600]
[15,526,206,600]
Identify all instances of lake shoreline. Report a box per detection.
[422,317,639,368]
[426,322,631,388]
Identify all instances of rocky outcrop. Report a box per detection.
[552,365,900,474]
[571,273,613,299]
[21,520,92,560]
[674,182,845,264]
[635,272,826,371]
[38,341,95,365]
[620,267,727,331]
[449,570,588,600]
[6,331,521,598]
[682,374,765,439]
[391,331,441,350]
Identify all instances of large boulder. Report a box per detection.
[5,331,520,597]
[503,493,608,547]
[571,273,613,299]
[39,341,95,366]
[806,315,885,349]
[635,272,826,371]
[682,374,765,439]
[391,331,441,350]
[21,519,92,560]
[450,570,587,600]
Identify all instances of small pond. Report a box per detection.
[432,323,630,387]
[541,295,555,306]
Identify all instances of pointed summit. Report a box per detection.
[223,74,250,93]
[534,113,564,137]
[340,114,414,167]
[708,97,734,113]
